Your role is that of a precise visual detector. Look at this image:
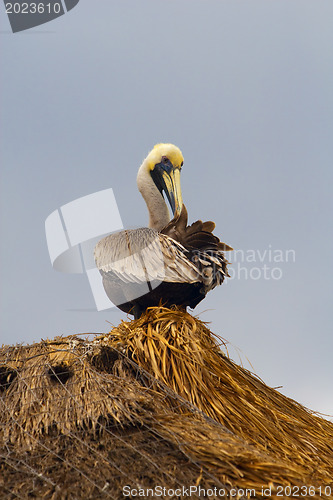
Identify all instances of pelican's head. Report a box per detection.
[137,143,184,217]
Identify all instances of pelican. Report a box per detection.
[94,144,232,318]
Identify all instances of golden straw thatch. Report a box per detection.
[1,307,333,499]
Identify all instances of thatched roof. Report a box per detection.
[1,307,332,499]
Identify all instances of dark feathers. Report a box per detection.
[161,205,233,253]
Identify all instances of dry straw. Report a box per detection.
[1,306,332,499]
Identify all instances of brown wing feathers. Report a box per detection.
[161,205,233,252]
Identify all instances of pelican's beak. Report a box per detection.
[150,158,183,217]
[162,167,183,217]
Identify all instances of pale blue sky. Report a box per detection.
[1,0,332,416]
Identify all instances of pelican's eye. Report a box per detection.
[180,161,183,167]
[161,156,169,164]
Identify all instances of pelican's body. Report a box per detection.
[94,144,232,318]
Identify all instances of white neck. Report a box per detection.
[137,159,170,231]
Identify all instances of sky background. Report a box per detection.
[1,0,332,417]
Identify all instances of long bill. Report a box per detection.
[162,167,183,217]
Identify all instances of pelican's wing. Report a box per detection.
[161,204,233,252]
[94,228,200,285]
[161,204,232,289]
